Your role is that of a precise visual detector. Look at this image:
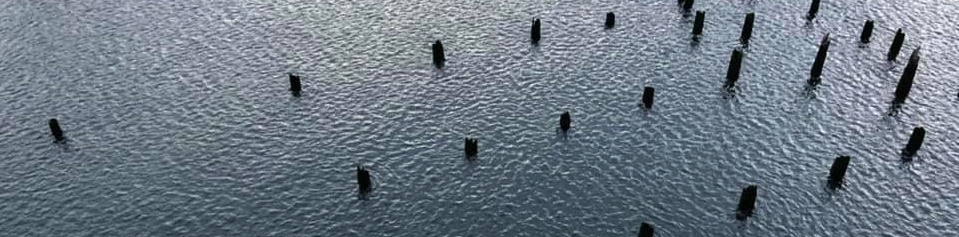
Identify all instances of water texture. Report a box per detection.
[1,0,957,236]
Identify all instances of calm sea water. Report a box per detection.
[1,0,958,236]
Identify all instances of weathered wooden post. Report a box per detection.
[692,11,705,35]
[809,34,830,85]
[642,87,655,109]
[432,40,446,67]
[860,20,874,43]
[887,29,906,61]
[807,0,821,19]
[740,13,756,45]
[559,111,571,132]
[357,166,372,193]
[902,127,926,158]
[726,49,745,87]
[531,19,542,44]
[638,222,654,237]
[827,156,851,189]
[289,73,302,94]
[48,119,64,141]
[605,12,615,29]
[736,185,758,220]
[893,48,921,104]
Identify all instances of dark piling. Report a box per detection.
[642,87,655,109]
[725,49,745,87]
[464,137,479,158]
[902,127,926,157]
[638,222,654,237]
[605,12,615,29]
[860,20,874,43]
[807,0,821,20]
[357,166,372,193]
[736,185,758,220]
[809,34,831,85]
[683,0,694,11]
[48,119,64,141]
[289,73,302,94]
[559,111,571,132]
[531,19,541,44]
[692,11,705,35]
[827,156,851,188]
[893,48,921,104]
[432,40,446,67]
[740,13,755,45]
[887,29,906,61]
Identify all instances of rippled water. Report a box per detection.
[1,0,958,236]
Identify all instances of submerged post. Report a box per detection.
[827,156,851,189]
[807,0,821,19]
[464,137,479,158]
[902,127,926,157]
[432,40,446,67]
[683,0,694,11]
[357,166,372,193]
[893,48,921,104]
[289,73,302,94]
[740,13,756,45]
[48,119,64,141]
[725,49,745,87]
[692,11,705,35]
[531,19,542,44]
[638,222,654,237]
[860,20,874,43]
[809,34,831,85]
[559,111,571,132]
[887,29,906,61]
[642,87,655,109]
[605,12,615,29]
[736,185,758,220]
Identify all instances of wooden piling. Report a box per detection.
[736,185,758,220]
[827,156,851,188]
[693,11,705,35]
[809,34,830,85]
[726,49,745,87]
[860,20,874,43]
[887,29,905,61]
[740,13,755,45]
[531,19,541,44]
[893,48,921,104]
[902,127,926,157]
[48,119,64,141]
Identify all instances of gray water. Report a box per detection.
[1,0,958,236]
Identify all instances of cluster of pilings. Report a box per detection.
[37,1,950,235]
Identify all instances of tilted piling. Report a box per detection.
[726,49,745,87]
[809,34,831,85]
[887,29,906,61]
[740,13,756,45]
[893,48,921,104]
[860,20,874,43]
[828,156,851,188]
[902,127,926,157]
[48,119,64,141]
